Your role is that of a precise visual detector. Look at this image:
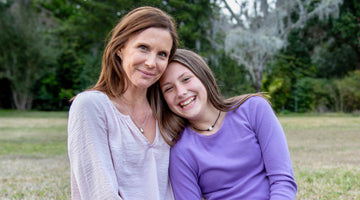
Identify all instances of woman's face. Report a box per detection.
[160,62,209,121]
[119,27,173,89]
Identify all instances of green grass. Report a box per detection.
[0,111,359,199]
[0,109,68,118]
[0,111,70,199]
[279,114,360,199]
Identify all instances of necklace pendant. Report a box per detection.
[208,126,213,131]
[140,127,144,133]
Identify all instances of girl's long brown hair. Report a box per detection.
[150,49,269,146]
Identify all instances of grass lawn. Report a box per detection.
[279,113,360,199]
[0,110,359,199]
[0,110,70,199]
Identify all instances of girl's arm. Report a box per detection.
[169,147,202,200]
[250,97,297,199]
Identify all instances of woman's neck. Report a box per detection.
[121,86,148,107]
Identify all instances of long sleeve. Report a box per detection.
[169,147,202,200]
[68,92,122,200]
[249,97,297,199]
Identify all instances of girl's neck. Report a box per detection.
[189,106,222,133]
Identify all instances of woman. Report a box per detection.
[67,6,178,200]
[156,49,297,199]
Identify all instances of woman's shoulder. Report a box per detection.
[71,90,110,111]
[73,90,108,103]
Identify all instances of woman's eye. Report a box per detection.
[159,52,167,58]
[139,45,147,50]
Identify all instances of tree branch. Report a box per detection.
[221,0,244,27]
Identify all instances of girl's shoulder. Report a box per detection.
[244,95,270,106]
[231,94,270,111]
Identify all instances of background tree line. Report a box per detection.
[0,0,359,113]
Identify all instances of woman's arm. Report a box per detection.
[68,92,122,200]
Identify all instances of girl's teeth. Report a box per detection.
[181,97,195,107]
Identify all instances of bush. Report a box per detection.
[296,78,337,113]
[340,70,360,112]
[294,70,360,113]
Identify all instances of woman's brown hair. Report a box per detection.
[92,6,178,98]
[151,49,269,146]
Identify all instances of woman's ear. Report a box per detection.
[116,50,122,59]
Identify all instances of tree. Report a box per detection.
[31,0,221,110]
[167,0,219,52]
[0,0,58,110]
[222,0,343,91]
[312,0,360,78]
[261,0,360,112]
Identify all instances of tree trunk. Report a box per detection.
[12,89,32,110]
[254,69,262,92]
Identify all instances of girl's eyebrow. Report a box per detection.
[160,72,187,87]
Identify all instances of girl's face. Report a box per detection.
[119,27,172,89]
[160,62,209,121]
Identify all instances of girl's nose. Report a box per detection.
[176,85,187,97]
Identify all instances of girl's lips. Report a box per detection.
[179,96,196,109]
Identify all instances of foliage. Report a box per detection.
[339,70,360,112]
[222,0,343,91]
[168,0,219,52]
[262,0,360,113]
[295,78,334,113]
[311,10,360,78]
[268,70,360,113]
[262,39,317,112]
[0,0,59,110]
[32,0,136,110]
[210,50,255,98]
[28,0,220,110]
[0,0,359,112]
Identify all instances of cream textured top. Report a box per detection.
[68,91,174,200]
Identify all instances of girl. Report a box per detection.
[156,49,297,200]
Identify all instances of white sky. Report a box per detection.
[221,0,276,16]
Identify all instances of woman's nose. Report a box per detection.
[145,53,156,68]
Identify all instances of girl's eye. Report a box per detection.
[163,86,173,93]
[183,77,190,82]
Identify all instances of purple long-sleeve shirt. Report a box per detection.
[169,96,297,200]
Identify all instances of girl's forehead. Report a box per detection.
[160,62,189,82]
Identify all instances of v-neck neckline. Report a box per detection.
[110,98,158,146]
